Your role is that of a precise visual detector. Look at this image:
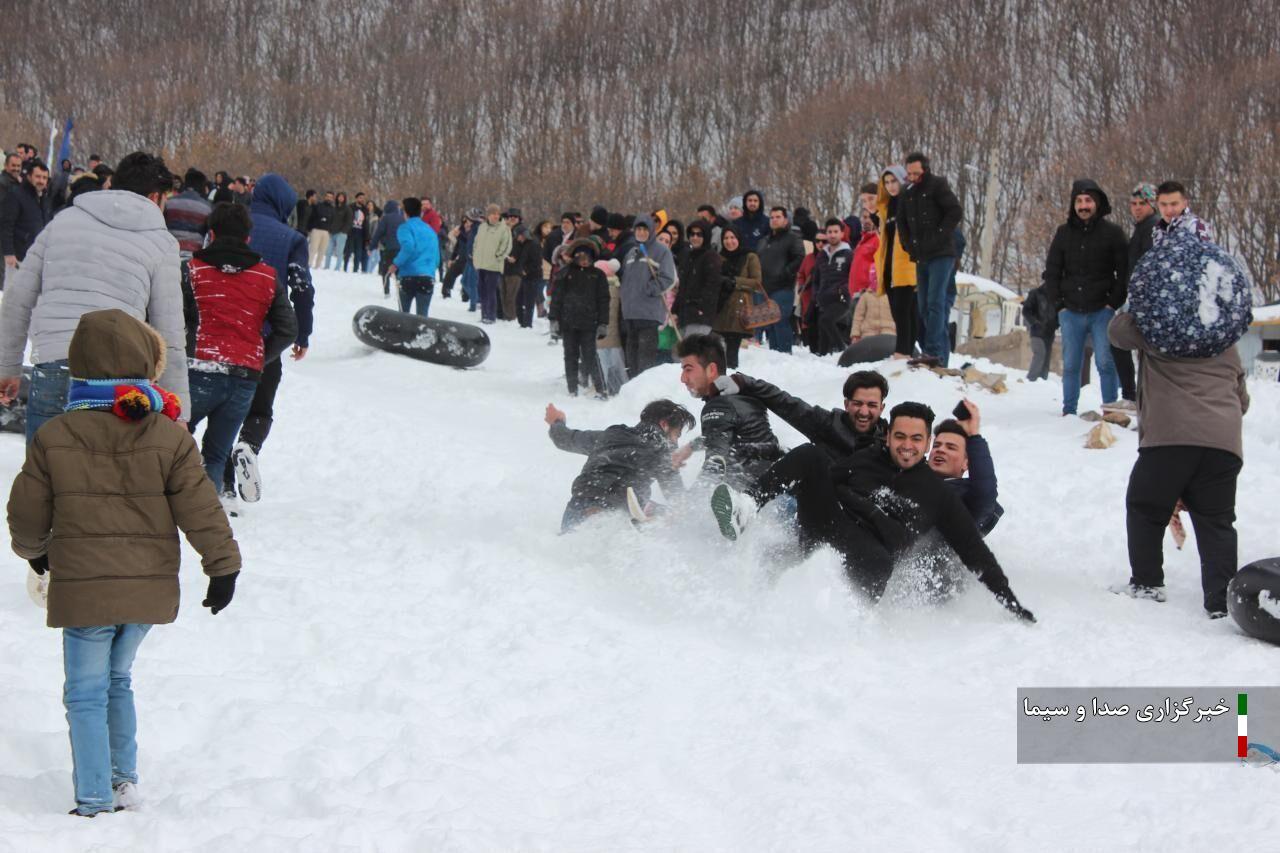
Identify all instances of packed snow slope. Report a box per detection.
[1,270,1277,852]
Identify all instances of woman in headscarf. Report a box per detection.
[711,225,765,369]
[875,165,919,357]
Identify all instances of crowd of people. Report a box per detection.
[0,140,1252,820]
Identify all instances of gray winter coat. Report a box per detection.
[619,215,676,323]
[0,190,190,414]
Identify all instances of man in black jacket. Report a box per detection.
[716,369,888,461]
[546,398,695,531]
[711,402,1035,621]
[1,160,52,272]
[548,239,610,396]
[1041,178,1128,416]
[928,402,1003,536]
[756,206,805,353]
[677,333,783,488]
[307,191,336,268]
[811,218,853,356]
[898,152,963,367]
[1111,182,1161,407]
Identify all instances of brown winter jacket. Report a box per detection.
[852,290,897,339]
[713,252,765,336]
[7,309,241,628]
[1108,311,1249,460]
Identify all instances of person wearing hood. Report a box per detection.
[0,152,189,439]
[619,214,676,379]
[389,197,440,317]
[874,165,919,357]
[898,152,963,366]
[1042,178,1128,415]
[811,218,854,356]
[756,206,805,353]
[8,307,241,817]
[370,198,405,297]
[712,225,765,369]
[182,203,297,492]
[738,189,769,251]
[673,218,722,338]
[549,239,610,397]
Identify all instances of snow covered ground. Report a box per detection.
[1,269,1277,851]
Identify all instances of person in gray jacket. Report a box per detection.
[0,152,189,442]
[618,214,675,378]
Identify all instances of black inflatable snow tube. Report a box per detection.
[1227,558,1280,646]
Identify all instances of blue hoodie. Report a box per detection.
[250,174,316,347]
[370,199,404,253]
[394,217,440,278]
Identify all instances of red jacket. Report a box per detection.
[797,250,819,325]
[422,208,443,234]
[850,230,879,298]
[186,241,290,376]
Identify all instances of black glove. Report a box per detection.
[29,555,48,575]
[203,571,239,615]
[596,324,608,339]
[998,593,1036,623]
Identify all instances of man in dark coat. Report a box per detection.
[548,239,610,396]
[898,152,963,366]
[738,189,770,252]
[1113,182,1162,405]
[1,160,52,270]
[546,398,695,531]
[756,206,805,352]
[1041,178,1128,415]
[711,402,1034,621]
[811,218,853,356]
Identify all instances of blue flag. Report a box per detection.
[56,117,73,167]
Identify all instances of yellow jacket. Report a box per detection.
[875,168,918,293]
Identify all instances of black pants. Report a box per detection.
[1112,346,1136,400]
[222,356,283,492]
[624,319,659,379]
[816,304,849,356]
[887,286,917,356]
[517,277,542,328]
[722,332,745,369]
[750,444,895,599]
[1125,445,1241,611]
[563,328,604,395]
[378,251,396,295]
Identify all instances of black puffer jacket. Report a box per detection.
[548,264,609,331]
[309,201,335,232]
[756,228,805,294]
[1041,179,1129,313]
[1128,211,1159,270]
[897,171,962,262]
[0,181,52,261]
[673,240,723,327]
[733,374,885,461]
[695,393,783,488]
[549,420,683,509]
[830,445,1024,611]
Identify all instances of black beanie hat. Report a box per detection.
[607,212,626,230]
[590,206,609,227]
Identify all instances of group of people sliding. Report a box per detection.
[544,332,1034,623]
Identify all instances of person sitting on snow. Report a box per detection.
[709,401,1035,622]
[545,398,696,531]
[927,400,1003,536]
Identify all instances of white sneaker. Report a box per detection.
[113,781,141,811]
[1102,399,1137,412]
[219,490,240,519]
[1108,581,1167,602]
[711,484,757,541]
[231,442,261,503]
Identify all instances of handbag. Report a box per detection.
[740,295,782,330]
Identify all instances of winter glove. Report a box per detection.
[713,375,741,396]
[596,324,608,340]
[203,571,239,615]
[29,555,48,575]
[997,593,1036,624]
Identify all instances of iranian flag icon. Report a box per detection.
[1238,693,1248,759]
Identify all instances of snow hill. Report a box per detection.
[1,270,1277,851]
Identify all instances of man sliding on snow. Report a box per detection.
[710,401,1035,622]
[546,399,695,531]
[927,400,1003,536]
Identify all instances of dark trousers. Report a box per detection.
[477,270,502,322]
[624,319,659,379]
[887,286,918,356]
[721,332,745,369]
[1125,445,1241,612]
[343,233,367,272]
[517,277,542,327]
[222,357,283,492]
[378,251,397,295]
[501,274,521,321]
[399,276,433,316]
[816,304,849,356]
[750,444,895,599]
[563,328,604,395]
[1112,346,1137,401]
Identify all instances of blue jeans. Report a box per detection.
[188,370,259,486]
[1059,307,1118,414]
[63,624,152,814]
[478,270,502,322]
[324,233,347,270]
[463,263,479,311]
[399,276,434,316]
[763,288,795,353]
[916,257,955,366]
[26,359,70,444]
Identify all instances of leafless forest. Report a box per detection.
[3,0,1277,296]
